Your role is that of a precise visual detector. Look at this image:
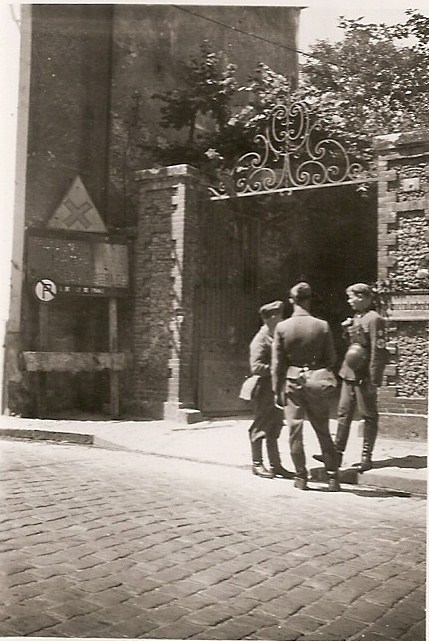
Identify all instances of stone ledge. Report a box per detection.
[135,164,207,185]
[374,130,429,151]
[358,468,426,496]
[163,402,203,425]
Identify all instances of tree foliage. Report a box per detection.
[299,11,429,160]
[152,10,429,171]
[152,40,237,167]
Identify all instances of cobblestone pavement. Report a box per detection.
[1,440,426,641]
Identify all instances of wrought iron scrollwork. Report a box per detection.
[209,99,373,200]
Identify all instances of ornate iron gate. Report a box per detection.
[208,98,376,201]
[196,203,260,414]
[197,97,377,414]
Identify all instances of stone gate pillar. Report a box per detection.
[133,165,206,423]
[375,131,429,438]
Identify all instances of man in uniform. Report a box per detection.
[272,283,341,491]
[315,283,387,472]
[248,300,293,479]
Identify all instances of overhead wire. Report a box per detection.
[172,4,342,69]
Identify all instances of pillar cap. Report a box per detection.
[374,130,429,152]
[135,164,203,182]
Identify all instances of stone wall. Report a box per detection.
[375,131,429,431]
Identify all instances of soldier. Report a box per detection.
[314,283,388,472]
[248,300,293,479]
[272,283,340,491]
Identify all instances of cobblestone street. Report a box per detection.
[0,439,426,640]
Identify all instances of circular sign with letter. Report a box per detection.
[34,279,57,302]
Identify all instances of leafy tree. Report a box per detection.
[152,40,237,167]
[153,10,429,171]
[298,11,429,160]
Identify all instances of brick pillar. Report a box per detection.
[133,165,206,423]
[374,131,429,438]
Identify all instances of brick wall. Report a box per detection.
[132,165,205,419]
[375,131,429,423]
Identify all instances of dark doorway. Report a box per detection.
[197,183,377,415]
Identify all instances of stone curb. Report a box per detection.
[0,428,94,446]
[1,427,426,496]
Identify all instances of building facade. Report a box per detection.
[4,5,428,433]
[4,4,301,419]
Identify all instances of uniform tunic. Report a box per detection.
[336,309,388,453]
[248,325,283,443]
[272,308,338,478]
[339,309,387,385]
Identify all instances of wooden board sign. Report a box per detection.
[27,234,129,296]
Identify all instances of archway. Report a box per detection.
[197,98,377,414]
[196,183,377,415]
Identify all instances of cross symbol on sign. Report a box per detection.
[64,198,92,228]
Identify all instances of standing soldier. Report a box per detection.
[248,301,293,479]
[314,283,388,472]
[272,283,340,491]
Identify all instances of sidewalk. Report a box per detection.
[0,415,426,495]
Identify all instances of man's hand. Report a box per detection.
[274,393,284,409]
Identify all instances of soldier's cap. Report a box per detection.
[289,282,312,301]
[259,300,284,317]
[346,282,373,297]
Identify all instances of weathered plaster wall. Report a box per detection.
[12,5,114,416]
[106,4,300,227]
[12,5,303,417]
[26,5,113,226]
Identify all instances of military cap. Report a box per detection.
[259,300,284,317]
[289,282,312,301]
[346,283,373,297]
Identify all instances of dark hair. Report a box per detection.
[289,282,312,302]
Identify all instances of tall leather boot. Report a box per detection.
[358,424,377,473]
[266,439,294,479]
[251,439,274,478]
[327,471,341,492]
[334,422,351,466]
[358,442,373,472]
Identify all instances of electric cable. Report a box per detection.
[172,4,342,69]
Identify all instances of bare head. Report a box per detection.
[346,283,373,313]
[289,282,312,310]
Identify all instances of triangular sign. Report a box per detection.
[47,176,107,233]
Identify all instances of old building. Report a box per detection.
[4,4,301,419]
[4,5,428,436]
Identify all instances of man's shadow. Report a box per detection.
[371,454,427,470]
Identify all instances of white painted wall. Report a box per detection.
[0,4,31,411]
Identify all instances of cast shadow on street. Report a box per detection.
[371,455,427,470]
[308,485,412,499]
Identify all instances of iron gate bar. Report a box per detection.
[208,99,377,201]
[209,177,377,201]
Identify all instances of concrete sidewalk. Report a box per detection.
[0,415,426,495]
[0,416,427,494]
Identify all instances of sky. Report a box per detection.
[298,0,428,51]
